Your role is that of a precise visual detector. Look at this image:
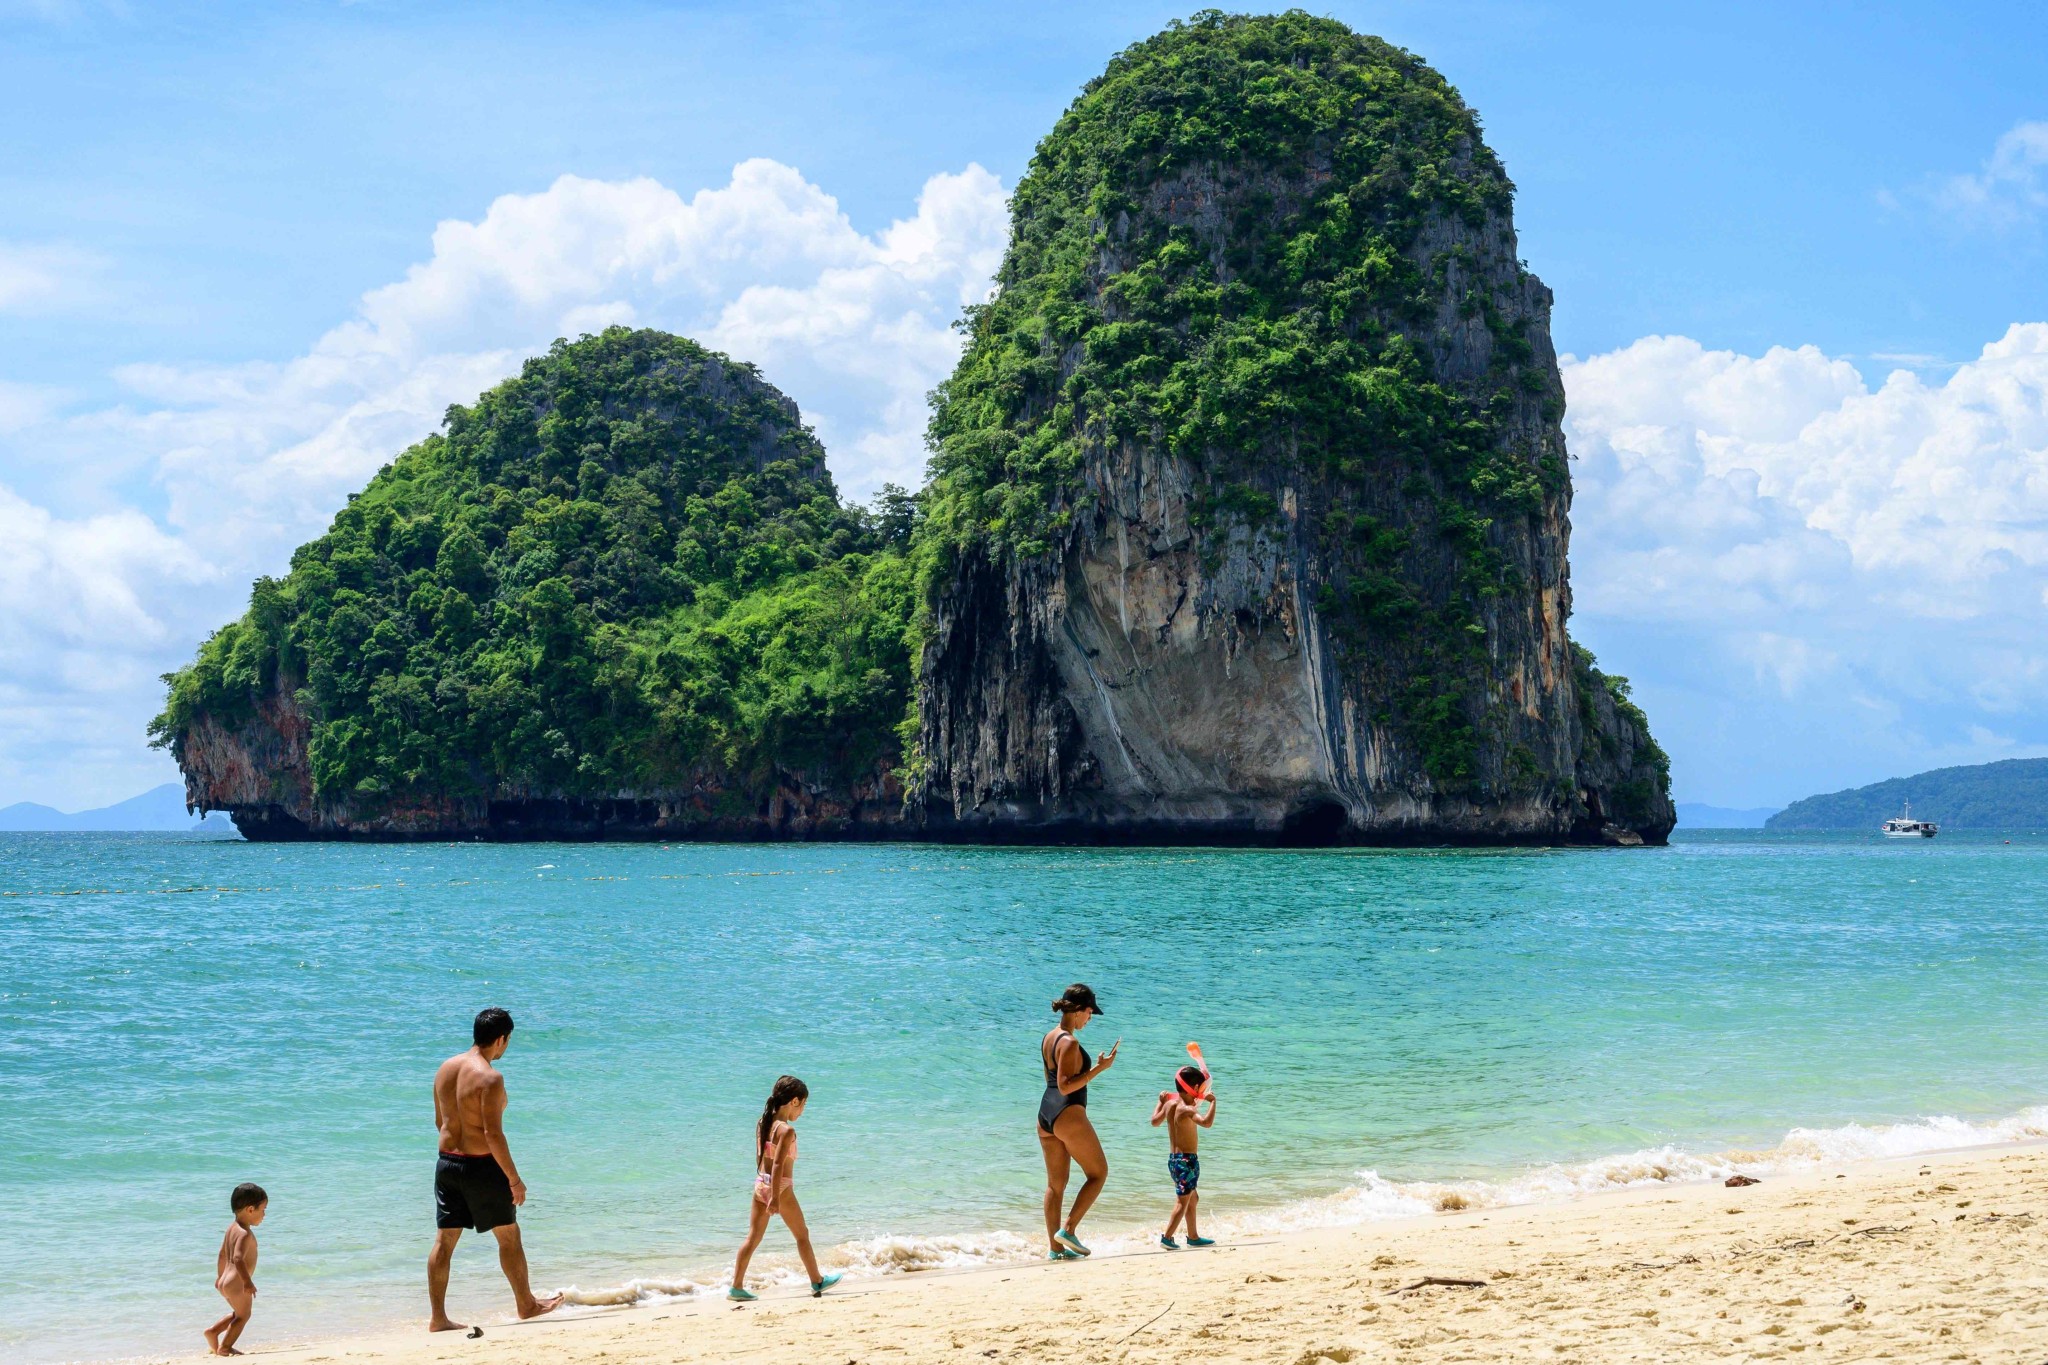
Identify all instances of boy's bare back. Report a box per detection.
[216,1221,257,1294]
[434,1050,505,1155]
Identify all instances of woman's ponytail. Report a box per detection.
[757,1074,810,1157]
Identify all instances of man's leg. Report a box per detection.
[428,1228,464,1332]
[491,1223,561,1319]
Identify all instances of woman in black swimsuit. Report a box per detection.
[1037,983,1118,1259]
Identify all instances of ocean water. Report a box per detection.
[5,829,2048,1361]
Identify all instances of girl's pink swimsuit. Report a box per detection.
[753,1121,796,1204]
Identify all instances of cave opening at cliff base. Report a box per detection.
[1278,797,1350,847]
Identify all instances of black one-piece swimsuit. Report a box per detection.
[1037,1032,1090,1135]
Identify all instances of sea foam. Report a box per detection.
[550,1103,2048,1307]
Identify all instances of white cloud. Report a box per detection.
[1933,119,2048,228]
[0,240,100,313]
[1565,325,2048,802]
[0,159,1008,806]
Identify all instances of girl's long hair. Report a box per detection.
[757,1074,810,1158]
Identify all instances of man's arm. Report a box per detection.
[480,1072,525,1203]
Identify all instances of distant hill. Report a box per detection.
[0,784,236,833]
[1676,803,1782,829]
[1766,758,2048,830]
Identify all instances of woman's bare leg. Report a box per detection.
[731,1198,772,1289]
[1053,1108,1108,1235]
[778,1191,824,1283]
[1037,1128,1071,1250]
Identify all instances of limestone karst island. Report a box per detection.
[152,15,1672,845]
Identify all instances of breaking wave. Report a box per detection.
[553,1103,2048,1309]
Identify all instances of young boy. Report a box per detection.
[1150,1065,1216,1247]
[204,1183,267,1356]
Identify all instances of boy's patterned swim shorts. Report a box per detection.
[1168,1152,1200,1196]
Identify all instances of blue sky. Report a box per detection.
[2,0,2045,811]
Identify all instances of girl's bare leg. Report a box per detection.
[1037,1128,1071,1250]
[778,1191,824,1283]
[731,1198,772,1289]
[1052,1108,1108,1235]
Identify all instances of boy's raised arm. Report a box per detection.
[1195,1096,1217,1128]
[1149,1091,1173,1125]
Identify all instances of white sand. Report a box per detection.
[223,1144,2048,1364]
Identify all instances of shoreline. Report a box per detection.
[139,1134,2048,1365]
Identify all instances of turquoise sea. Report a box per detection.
[6,830,2048,1362]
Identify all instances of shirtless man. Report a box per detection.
[427,1007,560,1331]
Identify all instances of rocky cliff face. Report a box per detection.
[910,13,1672,844]
[173,674,906,840]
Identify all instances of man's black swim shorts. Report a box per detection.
[435,1151,515,1232]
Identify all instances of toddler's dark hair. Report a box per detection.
[473,1007,514,1047]
[1176,1065,1207,1092]
[231,1182,268,1212]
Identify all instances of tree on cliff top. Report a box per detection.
[151,328,917,808]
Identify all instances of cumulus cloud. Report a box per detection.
[0,159,1008,806]
[1564,325,2048,802]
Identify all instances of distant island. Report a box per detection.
[150,13,1671,847]
[1767,758,2048,830]
[0,784,235,833]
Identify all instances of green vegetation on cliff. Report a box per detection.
[152,328,916,807]
[920,9,1575,789]
[1768,758,2048,831]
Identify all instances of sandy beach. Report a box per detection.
[216,1142,2048,1365]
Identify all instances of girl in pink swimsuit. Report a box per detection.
[728,1074,841,1300]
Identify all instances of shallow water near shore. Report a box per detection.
[4,829,2048,1361]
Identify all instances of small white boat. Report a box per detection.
[1881,801,1938,839]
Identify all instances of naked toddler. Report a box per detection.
[204,1183,267,1356]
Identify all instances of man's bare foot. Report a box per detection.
[428,1316,469,1333]
[517,1294,562,1320]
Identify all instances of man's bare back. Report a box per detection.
[434,1050,505,1157]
